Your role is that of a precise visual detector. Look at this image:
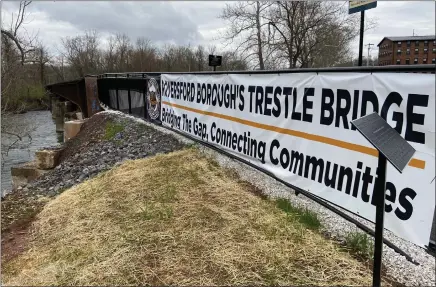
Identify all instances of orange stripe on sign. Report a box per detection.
[162,101,426,170]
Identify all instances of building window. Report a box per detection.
[406,49,410,55]
[415,41,420,46]
[414,58,418,64]
[407,41,411,47]
[423,58,427,63]
[424,48,428,53]
[396,59,401,65]
[415,48,419,54]
[433,58,436,64]
[433,48,436,54]
[397,41,402,46]
[424,40,428,46]
[397,49,401,55]
[406,59,410,65]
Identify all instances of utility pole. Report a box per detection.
[366,43,374,66]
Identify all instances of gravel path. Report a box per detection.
[104,109,435,287]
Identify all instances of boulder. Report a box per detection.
[11,161,50,189]
[35,149,63,170]
[64,119,87,141]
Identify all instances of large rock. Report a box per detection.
[35,149,63,170]
[64,119,87,141]
[11,161,50,189]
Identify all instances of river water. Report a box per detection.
[1,111,62,195]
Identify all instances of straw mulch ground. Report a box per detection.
[2,148,375,286]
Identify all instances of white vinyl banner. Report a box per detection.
[160,72,435,247]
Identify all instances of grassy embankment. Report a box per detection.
[2,148,378,286]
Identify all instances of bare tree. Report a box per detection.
[0,2,39,166]
[194,45,206,71]
[267,1,376,68]
[1,1,37,65]
[221,50,249,71]
[134,37,156,71]
[1,0,45,113]
[57,31,249,76]
[113,33,132,71]
[219,1,273,69]
[61,30,102,77]
[219,1,375,69]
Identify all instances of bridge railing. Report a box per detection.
[97,73,162,123]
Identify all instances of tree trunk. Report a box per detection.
[256,2,265,70]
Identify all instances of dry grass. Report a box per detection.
[2,148,375,286]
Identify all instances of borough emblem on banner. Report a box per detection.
[147,77,161,120]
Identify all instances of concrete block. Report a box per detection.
[11,161,50,189]
[64,119,87,141]
[35,149,63,170]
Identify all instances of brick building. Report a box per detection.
[377,35,436,66]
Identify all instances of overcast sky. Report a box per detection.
[1,1,435,61]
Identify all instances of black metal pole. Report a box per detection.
[115,75,120,110]
[213,66,216,72]
[127,75,132,114]
[358,10,365,66]
[128,88,132,114]
[373,152,387,287]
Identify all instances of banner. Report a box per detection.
[160,72,435,247]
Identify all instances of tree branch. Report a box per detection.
[1,29,25,64]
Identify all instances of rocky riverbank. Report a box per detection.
[1,111,186,233]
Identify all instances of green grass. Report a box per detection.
[104,121,124,141]
[344,232,374,261]
[275,199,374,261]
[275,198,321,230]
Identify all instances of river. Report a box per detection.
[1,111,62,196]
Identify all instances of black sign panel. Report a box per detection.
[208,55,222,67]
[351,112,415,173]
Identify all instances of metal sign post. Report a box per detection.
[358,10,365,66]
[208,54,222,72]
[349,0,377,66]
[351,112,416,287]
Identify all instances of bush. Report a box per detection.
[2,84,49,112]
